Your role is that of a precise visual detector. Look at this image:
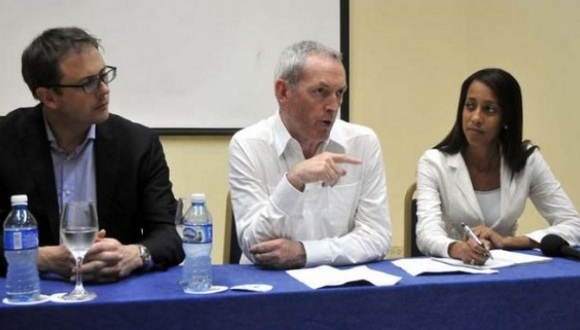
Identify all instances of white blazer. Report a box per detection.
[416,148,580,257]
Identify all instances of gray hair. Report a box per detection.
[274,40,342,87]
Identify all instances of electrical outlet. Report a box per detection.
[386,245,403,259]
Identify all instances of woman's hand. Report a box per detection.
[448,240,489,266]
[473,225,538,250]
[473,225,506,249]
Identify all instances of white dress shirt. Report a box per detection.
[229,112,391,267]
[416,148,580,257]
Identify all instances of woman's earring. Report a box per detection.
[503,125,508,130]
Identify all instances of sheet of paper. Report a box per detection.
[491,249,552,265]
[431,256,514,269]
[287,265,401,289]
[392,258,498,276]
[432,249,552,270]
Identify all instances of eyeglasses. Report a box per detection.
[49,66,117,93]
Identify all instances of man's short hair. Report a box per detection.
[21,27,101,99]
[274,40,342,87]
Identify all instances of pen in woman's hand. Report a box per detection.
[461,222,493,259]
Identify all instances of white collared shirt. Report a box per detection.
[229,112,392,267]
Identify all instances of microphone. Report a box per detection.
[540,234,580,261]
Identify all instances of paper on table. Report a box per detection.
[392,258,498,276]
[286,265,401,289]
[432,249,552,270]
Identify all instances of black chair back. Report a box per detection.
[224,192,242,264]
[404,183,424,257]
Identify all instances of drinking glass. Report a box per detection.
[59,201,98,301]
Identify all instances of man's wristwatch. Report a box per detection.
[139,244,154,271]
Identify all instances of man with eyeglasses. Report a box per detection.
[0,27,184,282]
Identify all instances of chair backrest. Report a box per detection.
[404,183,423,257]
[223,191,242,264]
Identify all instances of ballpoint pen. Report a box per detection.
[461,222,493,259]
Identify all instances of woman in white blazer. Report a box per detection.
[416,68,580,265]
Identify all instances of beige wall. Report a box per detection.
[161,0,580,263]
[161,135,231,263]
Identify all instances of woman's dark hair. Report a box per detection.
[21,27,101,99]
[434,68,537,173]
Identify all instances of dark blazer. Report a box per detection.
[0,105,184,276]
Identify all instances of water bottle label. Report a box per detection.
[3,228,38,250]
[183,223,212,243]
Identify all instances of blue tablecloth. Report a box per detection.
[1,251,580,330]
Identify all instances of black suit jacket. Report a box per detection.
[0,105,184,275]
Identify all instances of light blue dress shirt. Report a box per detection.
[44,118,97,214]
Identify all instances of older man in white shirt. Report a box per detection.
[228,40,391,269]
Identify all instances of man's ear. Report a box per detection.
[35,87,57,109]
[275,79,290,105]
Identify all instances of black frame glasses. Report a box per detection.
[49,66,117,93]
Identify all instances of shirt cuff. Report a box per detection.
[302,240,331,267]
[440,238,456,258]
[525,231,544,245]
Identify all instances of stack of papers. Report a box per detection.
[432,249,551,270]
[287,265,401,289]
[392,258,498,276]
[392,249,551,276]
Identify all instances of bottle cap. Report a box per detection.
[190,193,206,203]
[10,194,28,205]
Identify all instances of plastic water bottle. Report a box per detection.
[3,194,40,303]
[181,193,213,293]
